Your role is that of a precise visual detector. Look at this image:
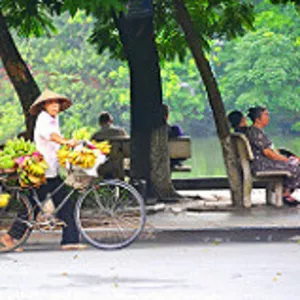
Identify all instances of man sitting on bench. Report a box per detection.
[92,112,128,179]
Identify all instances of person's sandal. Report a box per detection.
[0,235,23,252]
[61,243,88,251]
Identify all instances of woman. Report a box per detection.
[227,110,248,134]
[246,106,300,206]
[228,109,298,158]
[1,89,87,250]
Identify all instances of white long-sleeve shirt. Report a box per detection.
[34,111,61,178]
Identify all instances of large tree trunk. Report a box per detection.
[0,11,40,140]
[113,12,179,201]
[173,0,243,206]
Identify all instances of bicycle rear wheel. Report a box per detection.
[0,190,33,253]
[76,179,146,250]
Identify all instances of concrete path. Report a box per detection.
[1,242,300,300]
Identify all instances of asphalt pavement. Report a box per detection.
[1,242,300,300]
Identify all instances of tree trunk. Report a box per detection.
[0,11,40,140]
[113,13,179,201]
[173,0,243,206]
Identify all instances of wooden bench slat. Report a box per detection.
[106,136,191,160]
[171,165,192,172]
[255,171,292,177]
[101,136,192,177]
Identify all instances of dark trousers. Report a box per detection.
[9,177,79,245]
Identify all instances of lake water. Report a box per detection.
[172,135,300,179]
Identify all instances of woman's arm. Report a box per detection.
[263,148,289,162]
[50,133,77,147]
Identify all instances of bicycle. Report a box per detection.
[0,171,146,253]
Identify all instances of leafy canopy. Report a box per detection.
[1,0,254,61]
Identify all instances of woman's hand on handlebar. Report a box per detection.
[65,138,78,148]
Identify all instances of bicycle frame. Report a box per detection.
[1,175,78,220]
[29,180,77,217]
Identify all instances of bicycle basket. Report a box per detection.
[65,169,93,189]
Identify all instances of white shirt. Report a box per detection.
[34,111,61,178]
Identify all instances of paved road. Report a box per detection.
[1,242,300,300]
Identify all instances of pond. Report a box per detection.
[172,134,300,179]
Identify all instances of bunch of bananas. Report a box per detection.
[69,148,97,169]
[0,153,16,170]
[0,138,36,172]
[3,137,36,159]
[57,138,111,171]
[18,155,48,188]
[57,146,71,167]
[92,140,111,155]
[72,127,92,141]
[57,146,98,169]
[0,193,10,208]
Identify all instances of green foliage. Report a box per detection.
[0,0,62,37]
[218,1,300,131]
[0,0,127,37]
[90,0,255,61]
[292,122,300,132]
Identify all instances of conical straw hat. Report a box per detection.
[29,89,72,115]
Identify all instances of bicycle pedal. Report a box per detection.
[55,220,67,227]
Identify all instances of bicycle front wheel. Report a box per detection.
[76,179,146,250]
[0,190,33,253]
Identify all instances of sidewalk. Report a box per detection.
[24,189,300,248]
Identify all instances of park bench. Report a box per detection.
[231,132,291,208]
[103,136,192,177]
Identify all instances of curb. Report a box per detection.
[143,227,300,243]
[25,226,300,247]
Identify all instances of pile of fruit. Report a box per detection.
[16,153,48,187]
[0,137,36,171]
[0,193,10,208]
[57,140,111,170]
[72,127,92,141]
[0,137,48,187]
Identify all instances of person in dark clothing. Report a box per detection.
[227,110,248,133]
[92,112,128,141]
[246,106,300,206]
[92,112,128,179]
[162,104,184,139]
[162,104,185,169]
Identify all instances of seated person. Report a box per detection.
[228,109,298,159]
[246,106,300,206]
[92,112,128,179]
[92,112,128,141]
[227,110,248,133]
[162,104,185,169]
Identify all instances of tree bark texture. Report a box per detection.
[173,0,243,206]
[114,14,179,200]
[0,11,40,139]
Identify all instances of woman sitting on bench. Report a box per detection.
[228,110,298,159]
[246,106,300,206]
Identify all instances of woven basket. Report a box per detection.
[65,169,93,189]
